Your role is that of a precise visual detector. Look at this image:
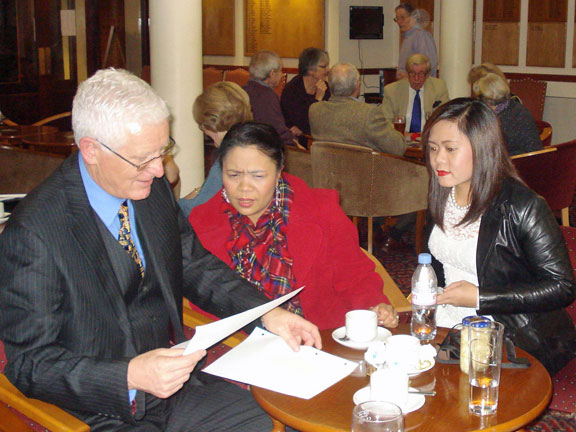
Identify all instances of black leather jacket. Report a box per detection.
[429,177,576,375]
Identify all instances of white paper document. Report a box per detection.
[203,327,358,399]
[179,287,304,355]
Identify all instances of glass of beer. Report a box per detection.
[468,320,504,416]
[393,115,406,135]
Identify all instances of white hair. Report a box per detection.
[327,63,360,97]
[72,68,170,149]
[249,50,281,81]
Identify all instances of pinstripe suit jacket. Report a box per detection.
[0,153,267,424]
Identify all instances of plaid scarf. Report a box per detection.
[223,176,302,315]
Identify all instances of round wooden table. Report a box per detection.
[0,125,58,145]
[252,325,552,432]
[21,131,76,156]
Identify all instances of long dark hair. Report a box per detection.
[219,121,284,171]
[422,98,519,229]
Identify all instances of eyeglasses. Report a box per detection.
[393,15,409,23]
[97,136,176,171]
[408,71,428,79]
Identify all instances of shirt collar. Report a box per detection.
[79,156,125,230]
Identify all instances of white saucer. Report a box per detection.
[406,358,435,376]
[0,212,10,224]
[332,327,392,350]
[353,386,425,414]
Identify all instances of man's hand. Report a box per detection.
[261,307,322,351]
[127,348,206,399]
[315,80,328,101]
[437,281,479,308]
[372,303,399,328]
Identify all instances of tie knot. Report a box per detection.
[119,201,129,220]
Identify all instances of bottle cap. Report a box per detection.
[417,253,432,265]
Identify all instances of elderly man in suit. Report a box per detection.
[0,68,320,431]
[309,62,406,156]
[382,53,449,134]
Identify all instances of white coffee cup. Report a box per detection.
[370,367,409,408]
[345,309,377,342]
[384,334,432,371]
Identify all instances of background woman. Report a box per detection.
[423,97,575,374]
[189,122,398,330]
[280,47,330,147]
[178,81,252,216]
[472,73,541,156]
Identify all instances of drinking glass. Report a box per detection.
[352,401,404,432]
[393,115,406,135]
[468,320,504,415]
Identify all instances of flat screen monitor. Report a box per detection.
[350,6,384,40]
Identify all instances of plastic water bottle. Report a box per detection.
[410,253,438,342]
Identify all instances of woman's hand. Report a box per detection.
[371,303,399,328]
[437,281,479,308]
[261,307,322,351]
[315,80,327,101]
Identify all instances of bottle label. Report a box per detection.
[412,291,437,306]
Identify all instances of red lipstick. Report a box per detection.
[437,170,449,176]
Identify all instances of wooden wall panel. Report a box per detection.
[482,23,519,65]
[528,0,567,22]
[483,0,520,22]
[527,22,566,67]
[202,0,235,56]
[244,0,324,58]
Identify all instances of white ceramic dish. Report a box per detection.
[406,357,435,376]
[353,386,425,414]
[0,212,11,224]
[331,326,392,350]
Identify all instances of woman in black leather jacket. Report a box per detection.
[423,98,576,375]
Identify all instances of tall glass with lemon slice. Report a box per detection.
[468,320,504,415]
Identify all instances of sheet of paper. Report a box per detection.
[0,194,26,201]
[179,287,304,355]
[203,327,358,399]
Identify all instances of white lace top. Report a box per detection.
[429,189,491,328]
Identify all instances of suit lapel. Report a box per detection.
[132,184,183,338]
[63,155,136,346]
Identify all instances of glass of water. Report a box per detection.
[352,401,404,431]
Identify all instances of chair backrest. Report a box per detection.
[0,146,64,194]
[203,66,224,89]
[224,68,250,87]
[31,112,72,131]
[512,140,576,211]
[508,77,547,122]
[311,141,428,217]
[284,145,312,186]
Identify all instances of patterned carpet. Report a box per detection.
[363,216,576,431]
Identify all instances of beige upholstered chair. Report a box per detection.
[284,145,312,187]
[311,141,429,254]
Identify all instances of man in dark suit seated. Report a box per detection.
[382,53,449,134]
[309,62,406,156]
[0,68,321,431]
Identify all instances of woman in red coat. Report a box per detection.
[189,122,398,330]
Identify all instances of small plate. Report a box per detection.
[0,212,11,224]
[353,386,425,414]
[332,327,392,350]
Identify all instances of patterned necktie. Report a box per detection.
[409,89,422,133]
[118,201,145,278]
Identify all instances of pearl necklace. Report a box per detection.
[450,187,471,211]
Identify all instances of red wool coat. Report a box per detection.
[189,173,388,330]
